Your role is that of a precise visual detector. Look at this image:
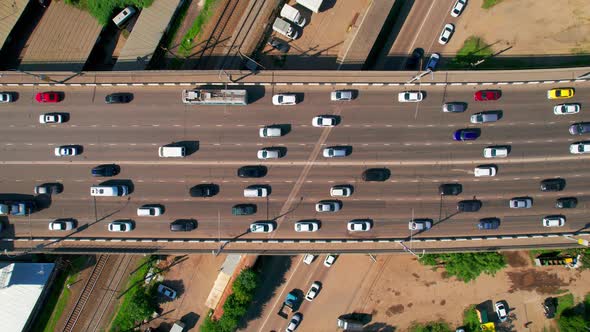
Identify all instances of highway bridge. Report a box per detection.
[0,68,589,254]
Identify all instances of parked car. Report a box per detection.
[267,37,290,53]
[170,219,196,232]
[457,200,482,212]
[285,312,302,332]
[474,165,497,177]
[316,200,342,212]
[331,90,353,101]
[495,302,508,322]
[470,112,499,123]
[305,282,321,301]
[303,254,316,265]
[439,183,462,195]
[35,91,60,103]
[569,141,590,154]
[362,168,390,181]
[438,23,455,45]
[450,0,467,17]
[474,90,501,101]
[453,128,480,141]
[105,93,133,104]
[509,197,532,209]
[190,184,218,197]
[408,219,432,231]
[54,145,80,156]
[39,113,64,124]
[553,103,580,115]
[35,183,63,195]
[249,221,275,233]
[312,115,338,127]
[556,197,577,209]
[540,178,565,192]
[542,215,565,227]
[405,48,424,70]
[108,221,133,232]
[347,219,372,232]
[483,146,508,158]
[232,204,256,216]
[92,164,120,177]
[442,102,466,113]
[157,284,177,299]
[237,165,267,178]
[543,297,557,319]
[272,94,297,105]
[294,220,320,232]
[547,88,574,99]
[324,254,337,267]
[49,219,75,231]
[425,53,440,71]
[478,218,500,230]
[398,91,423,102]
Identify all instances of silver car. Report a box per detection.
[294,220,320,232]
[330,90,353,101]
[470,112,499,123]
[312,115,337,127]
[316,200,342,212]
[438,23,455,45]
[49,219,75,231]
[408,219,433,230]
[442,102,466,113]
[323,147,347,158]
[509,197,533,208]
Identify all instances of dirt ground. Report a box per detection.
[448,0,590,56]
[348,251,589,331]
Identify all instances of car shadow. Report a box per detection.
[273,123,292,136]
[175,140,199,155]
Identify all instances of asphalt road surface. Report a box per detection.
[1,83,589,244]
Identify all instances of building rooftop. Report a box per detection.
[0,0,29,51]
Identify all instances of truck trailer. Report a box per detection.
[182,89,248,105]
[272,17,299,40]
[280,4,306,27]
[296,0,323,13]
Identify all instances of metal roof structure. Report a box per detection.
[0,262,55,332]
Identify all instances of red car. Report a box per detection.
[35,92,60,103]
[474,90,501,101]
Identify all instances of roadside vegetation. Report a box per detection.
[555,293,590,332]
[448,36,493,69]
[32,256,90,332]
[109,256,158,332]
[64,0,154,26]
[179,0,220,56]
[200,268,259,332]
[461,306,481,332]
[482,0,503,9]
[409,321,453,332]
[419,252,506,282]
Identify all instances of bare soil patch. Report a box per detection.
[507,269,570,294]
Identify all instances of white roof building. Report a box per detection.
[0,262,56,332]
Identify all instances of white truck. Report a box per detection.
[272,17,299,40]
[170,321,185,332]
[296,0,323,13]
[280,4,306,27]
[182,89,248,105]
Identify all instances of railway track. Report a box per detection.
[195,0,240,69]
[62,255,109,332]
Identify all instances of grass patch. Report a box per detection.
[179,0,220,56]
[165,0,191,49]
[482,0,503,9]
[64,0,154,26]
[32,256,90,332]
[462,306,481,332]
[409,321,453,332]
[447,36,494,69]
[556,293,575,317]
[109,256,157,332]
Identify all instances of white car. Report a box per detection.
[48,219,75,231]
[315,201,342,212]
[408,219,432,231]
[305,282,321,301]
[312,115,337,127]
[249,221,275,233]
[157,284,177,299]
[272,94,297,105]
[330,185,352,197]
[495,302,508,322]
[323,147,347,158]
[438,23,455,45]
[509,198,532,209]
[542,215,565,227]
[294,220,319,232]
[483,146,508,158]
[330,90,353,101]
[137,205,163,216]
[54,145,80,156]
[398,91,423,102]
[347,219,372,232]
[570,141,590,154]
[324,254,336,267]
[474,165,497,177]
[259,127,282,137]
[450,0,467,17]
[303,254,316,265]
[108,221,133,232]
[0,92,13,103]
[285,313,302,332]
[553,103,580,115]
[257,148,280,159]
[39,113,63,124]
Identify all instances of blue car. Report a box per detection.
[453,128,480,141]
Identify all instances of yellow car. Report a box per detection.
[547,88,575,99]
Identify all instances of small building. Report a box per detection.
[0,262,56,332]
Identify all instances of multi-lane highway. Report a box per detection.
[0,80,589,252]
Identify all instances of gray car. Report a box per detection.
[470,112,499,124]
[442,102,466,113]
[569,122,590,135]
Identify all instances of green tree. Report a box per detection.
[419,252,506,282]
[410,321,453,332]
[200,316,221,332]
[558,309,589,332]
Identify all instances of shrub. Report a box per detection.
[419,252,506,282]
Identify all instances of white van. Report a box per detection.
[137,205,162,216]
[90,185,128,197]
[158,146,186,158]
[244,186,268,197]
[112,6,136,28]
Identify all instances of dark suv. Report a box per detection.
[458,200,482,212]
[556,197,577,209]
[362,168,391,182]
[540,178,565,192]
[232,204,256,216]
[439,183,462,196]
[105,93,133,104]
[190,184,219,197]
[170,219,196,232]
[91,164,120,177]
[478,218,500,230]
[543,297,557,319]
[237,165,267,178]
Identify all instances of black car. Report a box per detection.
[543,297,557,319]
[170,219,196,232]
[478,218,500,230]
[237,165,267,178]
[232,204,256,216]
[268,37,290,53]
[105,93,133,104]
[556,197,577,209]
[457,200,482,212]
[190,184,219,197]
[362,168,391,182]
[91,164,120,177]
[540,178,565,192]
[405,48,424,70]
[439,183,462,196]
